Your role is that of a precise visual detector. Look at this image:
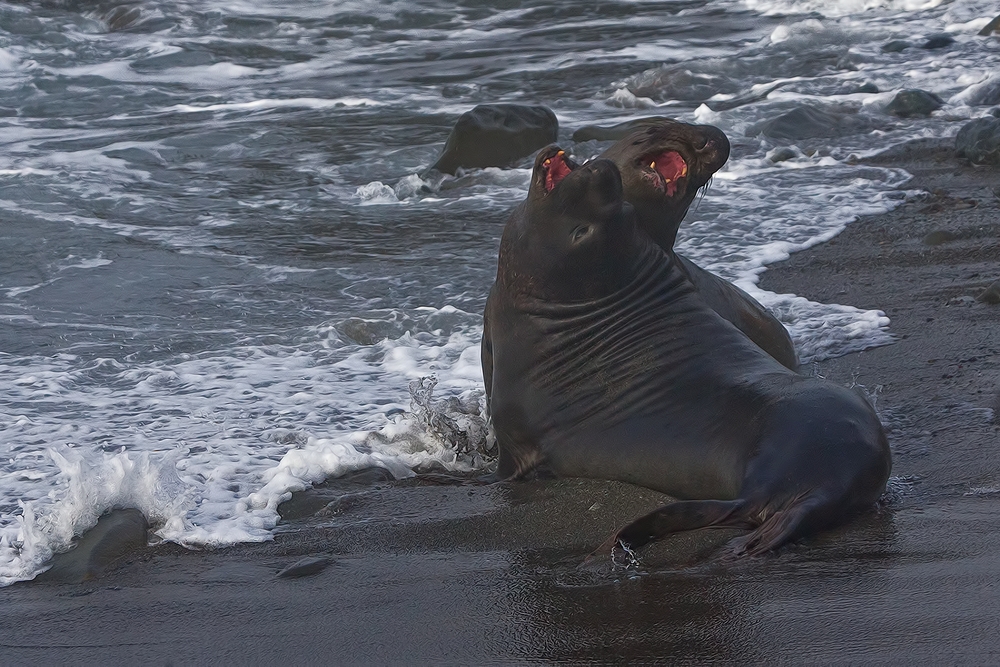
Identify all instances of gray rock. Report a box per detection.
[979,15,1000,36]
[429,104,558,175]
[746,105,871,141]
[921,33,955,50]
[960,78,1000,107]
[882,40,911,53]
[885,89,943,118]
[852,81,880,94]
[104,5,141,31]
[955,117,1000,165]
[767,146,801,163]
[337,317,403,345]
[37,509,149,584]
[572,116,673,143]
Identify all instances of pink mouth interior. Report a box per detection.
[652,151,687,197]
[543,152,574,192]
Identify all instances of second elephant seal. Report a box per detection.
[484,147,890,556]
[599,119,799,370]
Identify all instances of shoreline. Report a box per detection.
[3,139,1000,663]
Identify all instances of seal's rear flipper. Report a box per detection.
[724,496,824,557]
[604,499,752,554]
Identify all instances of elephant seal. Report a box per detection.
[483,147,890,555]
[598,119,798,370]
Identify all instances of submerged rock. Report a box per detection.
[922,230,960,246]
[37,509,149,584]
[767,146,801,163]
[277,556,332,579]
[104,5,141,31]
[885,89,943,118]
[881,40,910,53]
[746,105,871,141]
[977,281,1000,305]
[850,81,880,94]
[428,104,558,175]
[572,116,673,142]
[956,117,1000,165]
[920,34,955,50]
[705,81,786,112]
[956,77,1000,107]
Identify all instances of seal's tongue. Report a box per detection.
[543,151,574,192]
[651,151,687,197]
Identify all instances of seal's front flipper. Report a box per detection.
[609,499,751,552]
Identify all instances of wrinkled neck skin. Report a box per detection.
[496,199,661,310]
[631,192,696,250]
[491,234,705,454]
[502,235,685,322]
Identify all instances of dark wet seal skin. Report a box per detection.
[598,119,799,371]
[482,147,890,557]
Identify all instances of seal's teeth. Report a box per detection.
[664,178,671,184]
[649,161,656,169]
[681,165,688,177]
[557,150,565,156]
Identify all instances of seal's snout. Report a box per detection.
[696,127,731,168]
[582,158,623,198]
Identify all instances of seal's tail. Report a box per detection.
[597,499,753,555]
[605,492,838,559]
[723,493,838,557]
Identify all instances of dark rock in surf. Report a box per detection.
[881,40,911,53]
[979,15,1000,36]
[955,117,1000,165]
[885,89,943,118]
[338,317,401,345]
[36,509,149,584]
[103,4,142,31]
[920,33,955,50]
[572,117,674,143]
[976,281,1000,305]
[746,105,872,141]
[768,146,801,163]
[429,104,558,175]
[624,66,734,104]
[959,78,1000,107]
[847,81,879,94]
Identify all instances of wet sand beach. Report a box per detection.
[3,140,999,664]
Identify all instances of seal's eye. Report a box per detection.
[571,225,591,243]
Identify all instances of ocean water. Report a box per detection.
[1,0,997,585]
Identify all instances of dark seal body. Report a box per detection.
[598,119,798,370]
[484,148,890,555]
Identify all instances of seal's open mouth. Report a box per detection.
[542,150,575,193]
[641,151,688,197]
